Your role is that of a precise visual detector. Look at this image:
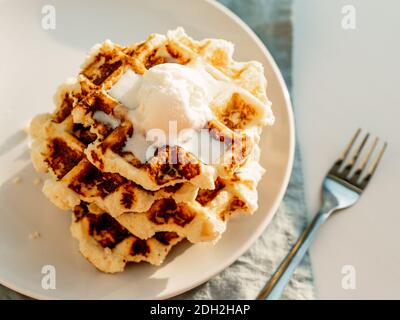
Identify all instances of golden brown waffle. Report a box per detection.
[70,203,182,273]
[29,28,273,271]
[115,157,265,243]
[29,112,198,214]
[47,28,271,191]
[42,157,198,216]
[40,145,263,243]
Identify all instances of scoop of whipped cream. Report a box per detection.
[135,63,214,133]
[107,62,226,163]
[108,63,215,135]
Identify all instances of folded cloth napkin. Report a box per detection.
[175,0,315,300]
[0,0,315,300]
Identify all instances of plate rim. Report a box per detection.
[0,0,295,300]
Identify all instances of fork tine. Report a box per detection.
[360,142,387,189]
[330,129,361,173]
[340,128,361,161]
[350,137,378,183]
[342,132,370,177]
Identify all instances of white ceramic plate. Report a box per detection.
[0,0,294,299]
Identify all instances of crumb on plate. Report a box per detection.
[33,177,42,186]
[28,231,41,240]
[12,176,22,185]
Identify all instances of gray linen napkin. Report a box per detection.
[0,0,315,300]
[175,0,315,300]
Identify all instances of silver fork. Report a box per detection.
[257,129,387,300]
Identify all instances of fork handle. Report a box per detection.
[257,209,331,300]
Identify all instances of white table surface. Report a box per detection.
[293,0,400,299]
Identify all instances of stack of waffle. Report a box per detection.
[28,28,274,273]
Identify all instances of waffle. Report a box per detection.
[41,157,198,216]
[116,157,265,243]
[28,28,273,272]
[70,203,182,273]
[30,113,198,215]
[58,28,270,190]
